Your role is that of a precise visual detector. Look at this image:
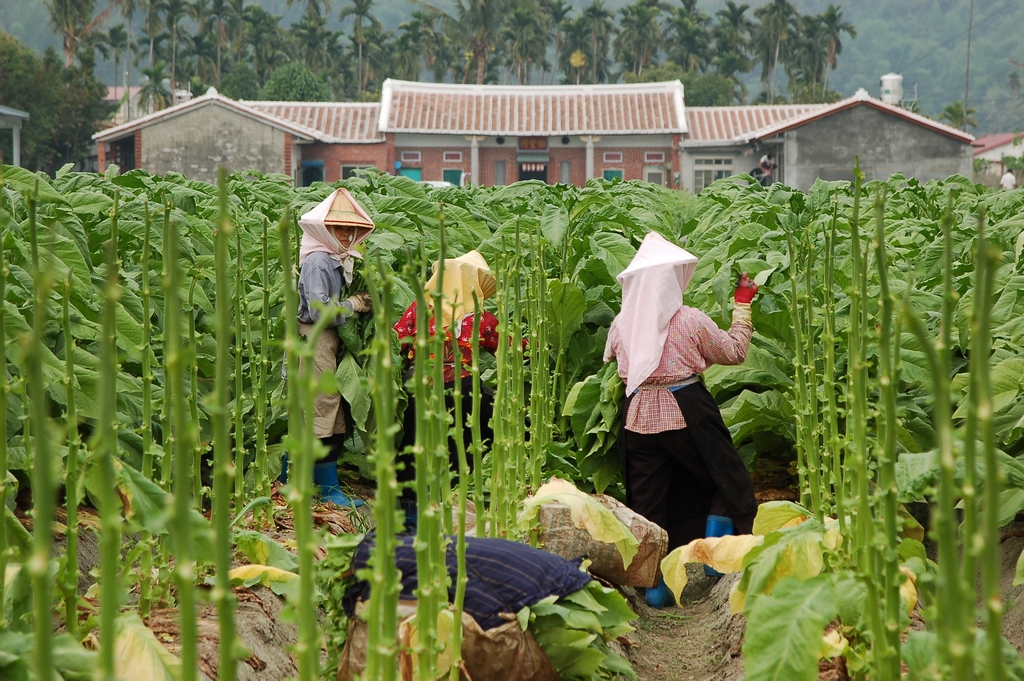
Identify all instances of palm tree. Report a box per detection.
[45,0,117,67]
[939,100,977,131]
[161,0,189,93]
[104,24,130,109]
[540,0,572,84]
[714,1,752,56]
[819,4,855,98]
[290,15,339,74]
[142,0,163,68]
[752,0,797,103]
[428,0,508,85]
[614,0,661,77]
[787,14,828,97]
[559,16,588,83]
[287,0,332,22]
[120,0,145,119]
[581,0,615,83]
[338,0,380,94]
[501,0,548,83]
[666,2,711,73]
[244,5,288,84]
[198,0,235,85]
[139,61,173,111]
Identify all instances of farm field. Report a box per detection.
[2,163,1024,680]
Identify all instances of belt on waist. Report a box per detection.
[630,374,702,397]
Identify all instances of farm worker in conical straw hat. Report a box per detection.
[288,187,375,507]
[604,231,759,608]
[393,250,501,528]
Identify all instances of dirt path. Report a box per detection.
[622,567,745,681]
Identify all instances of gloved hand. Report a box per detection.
[344,291,372,314]
[734,272,758,304]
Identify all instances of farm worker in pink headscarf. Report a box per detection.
[285,188,375,507]
[604,231,758,608]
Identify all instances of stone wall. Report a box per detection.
[140,103,286,183]
[783,105,973,190]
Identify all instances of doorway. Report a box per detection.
[442,169,463,185]
[519,162,547,182]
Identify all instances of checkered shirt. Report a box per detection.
[606,304,753,434]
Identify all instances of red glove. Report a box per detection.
[734,272,758,304]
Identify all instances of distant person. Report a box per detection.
[758,153,776,175]
[1001,169,1017,190]
[289,188,375,507]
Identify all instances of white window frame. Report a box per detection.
[443,151,463,163]
[693,158,733,192]
[603,151,623,163]
[400,150,421,163]
[644,151,666,163]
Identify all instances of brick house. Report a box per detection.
[378,79,687,188]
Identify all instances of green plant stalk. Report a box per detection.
[188,275,202,509]
[96,191,124,681]
[0,216,9,621]
[801,228,823,520]
[164,209,199,681]
[27,187,55,681]
[61,279,80,635]
[822,206,843,531]
[846,161,869,565]
[255,218,272,525]
[234,227,246,510]
[785,222,812,514]
[469,293,485,538]
[141,203,154,478]
[409,258,438,681]
[449,303,470,681]
[364,258,399,681]
[510,227,527,525]
[527,230,543,499]
[534,243,549,493]
[427,227,448,678]
[161,202,174,492]
[138,202,154,617]
[873,189,902,680]
[905,204,969,679]
[284,209,323,681]
[491,242,508,537]
[975,212,1005,681]
[212,170,238,681]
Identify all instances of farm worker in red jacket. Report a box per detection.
[604,231,758,607]
[393,251,500,526]
[285,188,375,507]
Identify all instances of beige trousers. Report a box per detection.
[299,323,347,438]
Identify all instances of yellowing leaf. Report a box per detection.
[899,566,918,614]
[821,630,848,658]
[752,501,813,535]
[661,535,764,604]
[113,612,182,681]
[228,564,300,600]
[519,478,639,570]
[399,609,456,679]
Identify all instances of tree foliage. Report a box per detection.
[258,60,329,101]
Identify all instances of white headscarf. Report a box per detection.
[298,188,375,284]
[605,232,698,395]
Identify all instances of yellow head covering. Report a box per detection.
[424,250,497,326]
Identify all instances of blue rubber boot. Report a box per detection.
[313,461,364,508]
[705,514,735,576]
[645,579,673,609]
[279,454,289,484]
[399,499,418,534]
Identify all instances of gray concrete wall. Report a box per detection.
[140,102,286,183]
[782,104,973,191]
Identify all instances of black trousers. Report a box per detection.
[397,376,495,500]
[624,383,757,550]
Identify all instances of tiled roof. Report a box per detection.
[0,105,29,120]
[93,89,321,143]
[743,89,974,144]
[378,79,687,136]
[685,105,825,143]
[972,133,1022,155]
[246,102,384,143]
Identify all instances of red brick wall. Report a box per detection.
[395,146,471,183]
[134,129,142,169]
[549,147,587,185]
[284,133,292,179]
[595,147,672,183]
[98,143,107,174]
[478,147,518,185]
[301,142,391,183]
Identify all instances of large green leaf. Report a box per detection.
[743,575,839,681]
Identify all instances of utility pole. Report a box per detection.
[963,0,975,131]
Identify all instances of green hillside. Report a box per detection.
[3,0,1022,131]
